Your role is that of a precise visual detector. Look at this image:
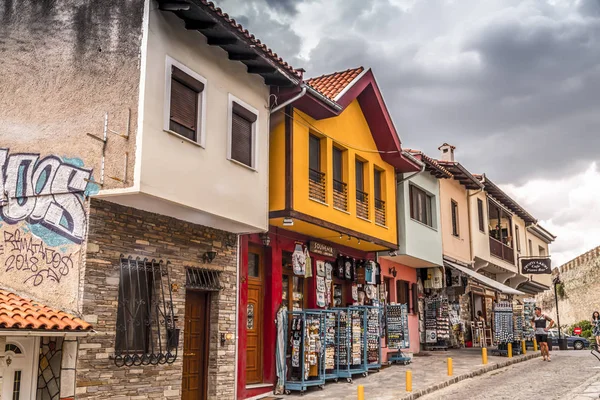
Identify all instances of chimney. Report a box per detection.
[438,143,456,162]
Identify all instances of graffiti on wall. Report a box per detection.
[0,148,98,305]
[0,149,96,243]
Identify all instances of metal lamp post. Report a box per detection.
[553,273,567,350]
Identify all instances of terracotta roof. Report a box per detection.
[200,0,302,79]
[405,149,453,179]
[0,290,92,331]
[436,160,485,190]
[305,67,365,101]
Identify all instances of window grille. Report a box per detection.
[186,267,223,291]
[114,256,178,367]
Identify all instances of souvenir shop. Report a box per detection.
[237,228,412,398]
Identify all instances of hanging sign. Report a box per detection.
[521,257,551,274]
[309,241,335,258]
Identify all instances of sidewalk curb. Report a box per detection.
[399,352,542,400]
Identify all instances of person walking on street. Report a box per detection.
[531,307,555,361]
[591,311,600,347]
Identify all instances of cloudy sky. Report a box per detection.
[217,0,600,267]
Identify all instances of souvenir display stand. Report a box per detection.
[322,310,339,381]
[334,307,368,383]
[523,300,536,347]
[386,304,411,365]
[284,311,326,394]
[513,303,524,343]
[364,306,382,372]
[424,297,450,350]
[492,302,520,357]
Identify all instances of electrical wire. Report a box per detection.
[279,109,404,155]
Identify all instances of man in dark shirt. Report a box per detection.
[531,307,555,361]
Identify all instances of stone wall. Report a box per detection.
[76,199,237,399]
[536,245,600,327]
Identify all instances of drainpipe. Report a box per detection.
[270,85,307,114]
[396,151,426,184]
[467,188,484,268]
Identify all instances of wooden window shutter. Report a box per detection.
[231,102,256,167]
[411,282,419,314]
[169,66,203,141]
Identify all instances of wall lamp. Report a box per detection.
[388,250,398,257]
[202,250,217,264]
[389,266,397,278]
[260,232,271,247]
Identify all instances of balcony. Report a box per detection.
[356,190,369,220]
[309,168,326,203]
[375,198,386,226]
[333,179,348,211]
[489,236,515,264]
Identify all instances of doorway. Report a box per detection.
[246,245,264,384]
[182,290,210,400]
[1,337,38,400]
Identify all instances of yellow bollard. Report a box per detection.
[533,338,538,352]
[406,370,412,392]
[482,347,488,365]
[447,357,453,376]
[507,342,513,358]
[358,385,364,400]
[522,340,527,355]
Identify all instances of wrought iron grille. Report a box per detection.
[114,256,178,367]
[186,267,223,291]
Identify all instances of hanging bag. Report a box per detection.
[292,243,306,276]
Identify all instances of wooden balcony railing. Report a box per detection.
[333,179,348,211]
[375,198,386,226]
[309,168,326,203]
[489,236,515,264]
[356,189,369,220]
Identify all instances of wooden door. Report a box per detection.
[182,291,210,400]
[246,246,264,384]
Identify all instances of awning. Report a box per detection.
[444,261,525,295]
[517,280,550,295]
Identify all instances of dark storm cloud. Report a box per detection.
[215,0,600,184]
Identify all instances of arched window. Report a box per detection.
[5,343,23,354]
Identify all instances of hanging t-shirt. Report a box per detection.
[304,249,312,278]
[292,243,306,276]
[344,256,353,280]
[365,263,374,283]
[375,262,382,285]
[336,254,345,279]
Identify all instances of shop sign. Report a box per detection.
[485,290,496,297]
[309,241,335,257]
[521,257,551,274]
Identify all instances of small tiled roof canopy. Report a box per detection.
[0,289,92,331]
[405,149,453,179]
[305,67,365,101]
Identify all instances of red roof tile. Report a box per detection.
[405,149,453,178]
[0,289,92,331]
[201,1,302,80]
[305,67,365,101]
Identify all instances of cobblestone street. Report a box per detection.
[284,349,599,400]
[420,351,600,400]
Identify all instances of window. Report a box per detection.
[451,200,459,237]
[355,159,365,192]
[396,280,410,305]
[229,98,258,168]
[355,159,368,219]
[248,252,260,278]
[374,169,382,201]
[374,168,386,225]
[477,198,484,232]
[515,226,521,253]
[165,57,206,144]
[539,246,546,256]
[5,344,22,354]
[116,263,154,353]
[115,257,177,365]
[332,146,347,210]
[309,135,321,179]
[409,185,433,227]
[12,370,21,400]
